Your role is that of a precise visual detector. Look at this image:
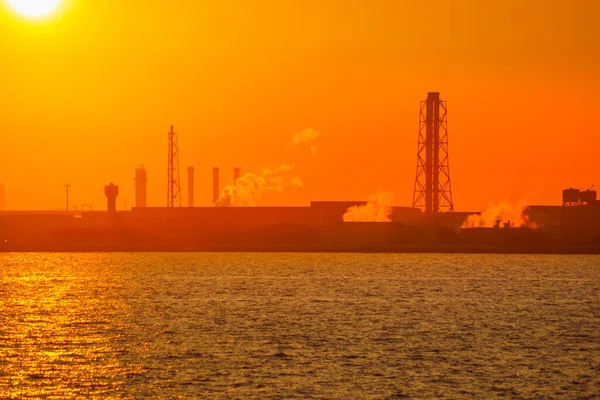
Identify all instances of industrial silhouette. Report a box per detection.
[167,125,181,208]
[413,92,454,214]
[105,183,119,213]
[188,166,195,207]
[1,93,599,253]
[64,184,71,212]
[562,187,596,207]
[212,167,220,205]
[135,166,147,208]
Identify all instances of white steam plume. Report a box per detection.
[292,128,321,155]
[215,164,302,207]
[343,192,394,222]
[461,201,537,228]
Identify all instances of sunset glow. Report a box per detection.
[0,1,598,212]
[1,3,600,397]
[7,0,60,17]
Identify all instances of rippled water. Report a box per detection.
[1,253,599,399]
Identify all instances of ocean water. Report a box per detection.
[0,253,599,399]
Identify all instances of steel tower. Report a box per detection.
[167,125,182,207]
[412,92,454,215]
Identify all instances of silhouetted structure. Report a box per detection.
[413,92,454,215]
[105,183,119,212]
[135,165,147,208]
[234,167,241,186]
[563,187,597,206]
[167,125,181,207]
[0,201,535,253]
[212,167,220,205]
[64,184,70,211]
[188,166,195,207]
[0,184,4,211]
[2,189,600,252]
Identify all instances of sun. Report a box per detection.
[7,0,61,17]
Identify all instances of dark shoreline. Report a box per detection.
[3,244,600,254]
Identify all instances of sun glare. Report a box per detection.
[7,0,60,17]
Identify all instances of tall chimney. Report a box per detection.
[105,183,119,213]
[134,165,147,208]
[188,166,195,207]
[212,167,220,205]
[233,167,241,186]
[0,184,4,211]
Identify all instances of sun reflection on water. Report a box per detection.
[0,253,137,398]
[1,252,599,398]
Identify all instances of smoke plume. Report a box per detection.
[292,128,321,155]
[343,192,394,222]
[215,129,320,206]
[461,201,537,228]
[215,164,302,207]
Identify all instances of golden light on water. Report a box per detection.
[2,253,599,398]
[0,255,135,398]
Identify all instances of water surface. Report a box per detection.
[1,253,599,398]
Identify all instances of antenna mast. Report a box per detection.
[167,125,181,207]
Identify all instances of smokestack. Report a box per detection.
[0,184,4,211]
[212,167,220,205]
[105,183,119,213]
[188,166,195,207]
[234,167,241,186]
[134,165,147,208]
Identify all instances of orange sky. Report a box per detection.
[0,0,599,211]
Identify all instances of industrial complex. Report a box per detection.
[1,93,599,253]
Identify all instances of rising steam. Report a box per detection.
[215,129,320,207]
[215,164,302,206]
[292,128,321,155]
[343,192,394,222]
[461,201,537,228]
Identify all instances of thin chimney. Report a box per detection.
[212,167,220,205]
[233,167,241,186]
[188,166,195,207]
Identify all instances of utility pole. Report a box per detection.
[64,184,70,211]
